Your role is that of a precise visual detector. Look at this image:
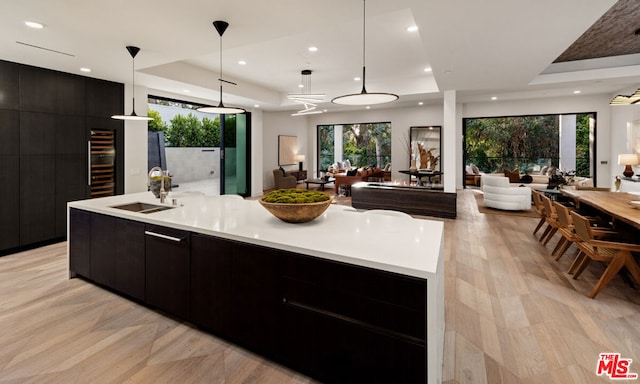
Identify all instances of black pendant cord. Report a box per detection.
[218,24,224,107]
[361,0,367,94]
[131,56,138,115]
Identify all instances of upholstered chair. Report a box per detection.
[273,169,297,189]
[481,176,531,211]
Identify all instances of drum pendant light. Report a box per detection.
[332,0,398,106]
[197,21,245,114]
[111,46,153,121]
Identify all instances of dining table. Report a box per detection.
[560,189,640,230]
[398,169,442,187]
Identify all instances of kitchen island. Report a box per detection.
[68,192,444,383]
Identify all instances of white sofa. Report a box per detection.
[481,173,593,191]
[482,175,532,210]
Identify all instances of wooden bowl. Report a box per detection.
[259,198,332,223]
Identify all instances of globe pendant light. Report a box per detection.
[197,21,245,114]
[332,0,398,106]
[111,46,153,121]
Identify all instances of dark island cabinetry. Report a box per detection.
[69,208,429,383]
[145,225,191,319]
[279,253,427,383]
[69,209,145,301]
[190,235,279,355]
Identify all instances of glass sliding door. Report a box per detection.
[221,113,251,196]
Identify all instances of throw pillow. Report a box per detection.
[279,166,286,176]
[503,168,520,183]
[540,166,548,175]
[346,168,358,176]
[344,159,351,169]
[520,174,533,184]
[471,165,480,175]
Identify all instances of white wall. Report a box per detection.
[262,112,312,189]
[250,109,264,196]
[123,84,150,193]
[609,88,640,179]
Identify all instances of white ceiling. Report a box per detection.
[2,0,637,113]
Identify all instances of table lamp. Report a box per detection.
[297,154,305,172]
[618,153,639,177]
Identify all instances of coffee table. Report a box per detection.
[305,178,335,190]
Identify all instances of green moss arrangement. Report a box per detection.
[262,189,330,204]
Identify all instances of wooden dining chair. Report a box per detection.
[552,202,616,264]
[570,210,640,298]
[531,191,547,237]
[551,201,579,261]
[539,194,562,246]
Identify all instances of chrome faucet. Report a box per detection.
[148,167,168,203]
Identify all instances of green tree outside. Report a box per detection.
[147,109,167,132]
[465,114,592,177]
[201,116,221,147]
[165,113,204,147]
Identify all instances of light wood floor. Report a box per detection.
[1,189,639,383]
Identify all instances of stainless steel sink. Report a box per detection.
[110,202,175,214]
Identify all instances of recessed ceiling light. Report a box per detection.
[354,77,361,81]
[80,67,91,73]
[366,106,371,109]
[574,90,581,94]
[418,102,424,106]
[323,109,327,112]
[25,21,44,29]
[183,89,191,93]
[491,96,498,100]
[424,67,432,73]
[407,26,418,32]
[308,46,318,52]
[254,104,260,108]
[298,84,304,88]
[238,60,247,65]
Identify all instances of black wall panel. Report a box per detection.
[0,60,124,253]
[0,109,19,155]
[86,78,124,117]
[0,155,19,249]
[0,61,19,110]
[19,65,86,115]
[20,155,56,245]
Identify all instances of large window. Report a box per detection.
[463,113,595,180]
[317,122,391,173]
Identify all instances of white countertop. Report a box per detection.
[68,191,443,279]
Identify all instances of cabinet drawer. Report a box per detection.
[281,303,426,384]
[280,253,426,342]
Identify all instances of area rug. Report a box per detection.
[474,192,538,218]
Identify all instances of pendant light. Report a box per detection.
[288,69,325,116]
[197,21,245,114]
[111,46,153,121]
[332,0,398,106]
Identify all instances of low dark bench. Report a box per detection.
[351,182,457,219]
